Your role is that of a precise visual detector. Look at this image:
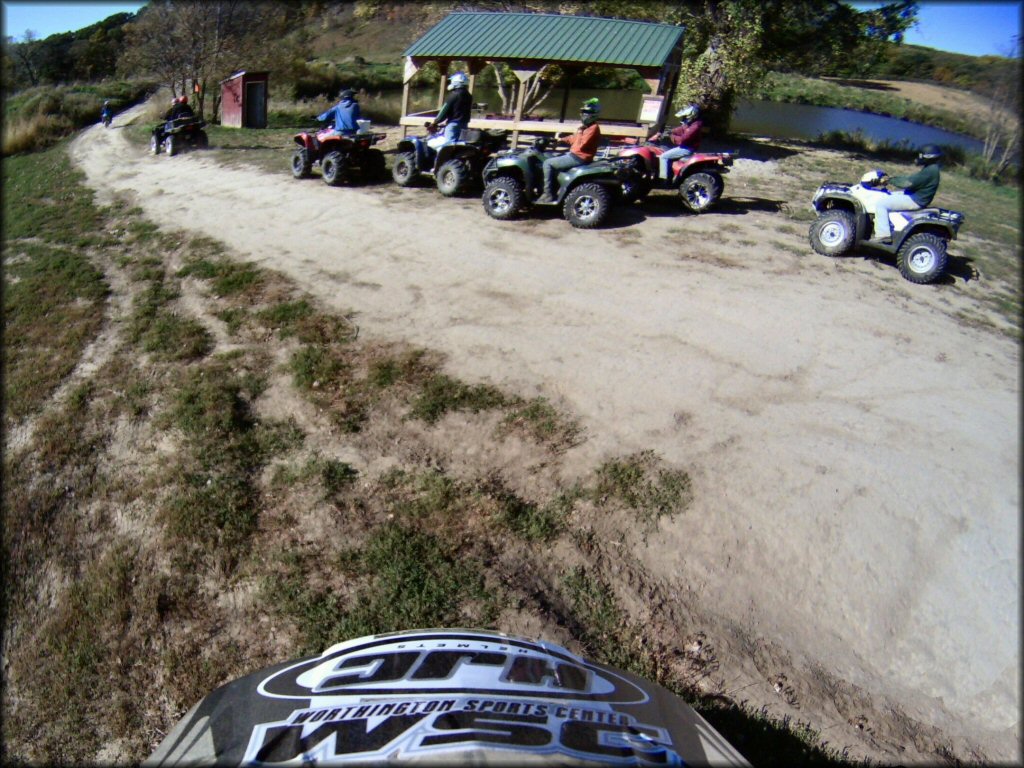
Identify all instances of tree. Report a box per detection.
[119,1,299,120]
[980,35,1021,180]
[5,30,41,87]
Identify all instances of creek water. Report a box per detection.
[361,87,990,156]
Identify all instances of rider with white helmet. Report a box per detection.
[428,71,473,149]
[649,103,703,181]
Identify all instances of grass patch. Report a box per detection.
[178,257,263,296]
[593,450,693,525]
[264,523,496,655]
[500,397,583,451]
[409,374,507,423]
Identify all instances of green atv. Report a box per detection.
[480,137,630,229]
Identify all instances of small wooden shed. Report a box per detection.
[220,70,269,128]
[400,12,684,146]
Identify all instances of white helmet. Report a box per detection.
[447,71,469,90]
[860,169,887,186]
[675,104,699,122]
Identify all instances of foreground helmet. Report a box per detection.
[339,88,355,100]
[675,104,699,122]
[177,96,188,105]
[917,144,942,164]
[447,71,469,90]
[580,98,601,115]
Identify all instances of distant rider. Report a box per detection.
[101,100,113,125]
[154,96,194,147]
[427,71,472,150]
[538,98,602,203]
[649,104,702,181]
[870,144,942,243]
[318,88,361,135]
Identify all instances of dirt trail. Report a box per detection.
[71,107,1019,760]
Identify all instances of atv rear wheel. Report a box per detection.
[392,151,418,186]
[363,148,386,180]
[482,175,524,220]
[897,232,948,284]
[291,148,312,178]
[564,182,611,229]
[680,172,721,213]
[322,151,347,186]
[165,135,178,156]
[809,209,856,257]
[437,159,470,197]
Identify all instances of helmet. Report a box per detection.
[177,96,188,105]
[580,98,601,115]
[916,144,942,164]
[675,104,699,122]
[447,71,469,90]
[860,169,887,186]
[339,88,355,100]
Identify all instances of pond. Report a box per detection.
[359,88,992,157]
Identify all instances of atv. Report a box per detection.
[603,141,735,212]
[808,171,965,284]
[150,116,208,156]
[291,120,387,186]
[392,125,509,196]
[481,136,630,229]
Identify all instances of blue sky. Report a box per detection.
[2,1,1021,57]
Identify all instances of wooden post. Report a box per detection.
[558,65,576,122]
[401,57,420,139]
[510,66,537,148]
[436,59,450,110]
[467,60,484,97]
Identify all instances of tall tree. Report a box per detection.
[119,1,298,120]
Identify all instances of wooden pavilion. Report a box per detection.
[399,12,685,146]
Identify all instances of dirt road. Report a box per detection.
[71,108,1019,760]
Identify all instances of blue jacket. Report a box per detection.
[318,98,361,134]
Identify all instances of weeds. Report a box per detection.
[593,450,693,525]
[409,373,506,423]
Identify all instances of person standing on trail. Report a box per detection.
[318,88,361,135]
[870,144,942,243]
[649,104,703,181]
[538,98,603,203]
[428,71,473,148]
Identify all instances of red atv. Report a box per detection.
[291,123,387,186]
[605,141,735,213]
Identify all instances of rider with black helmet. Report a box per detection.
[318,88,361,135]
[870,144,943,243]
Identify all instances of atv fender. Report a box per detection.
[294,133,317,152]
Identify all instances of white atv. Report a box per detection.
[808,169,965,284]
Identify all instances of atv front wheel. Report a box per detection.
[680,172,721,213]
[897,232,948,284]
[195,131,209,149]
[564,182,611,229]
[482,175,524,220]
[621,176,652,205]
[437,159,469,197]
[150,134,160,155]
[809,210,856,257]
[291,148,312,179]
[322,151,347,186]
[392,151,419,186]
[165,135,178,156]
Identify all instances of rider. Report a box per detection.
[427,71,472,150]
[317,88,361,135]
[538,98,602,203]
[649,104,702,181]
[870,144,942,243]
[101,100,113,124]
[154,96,194,146]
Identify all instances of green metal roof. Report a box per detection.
[403,12,683,68]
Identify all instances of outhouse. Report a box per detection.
[400,12,684,147]
[220,71,269,128]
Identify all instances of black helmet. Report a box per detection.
[917,144,942,164]
[339,88,355,100]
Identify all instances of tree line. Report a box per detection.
[1,0,1016,131]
